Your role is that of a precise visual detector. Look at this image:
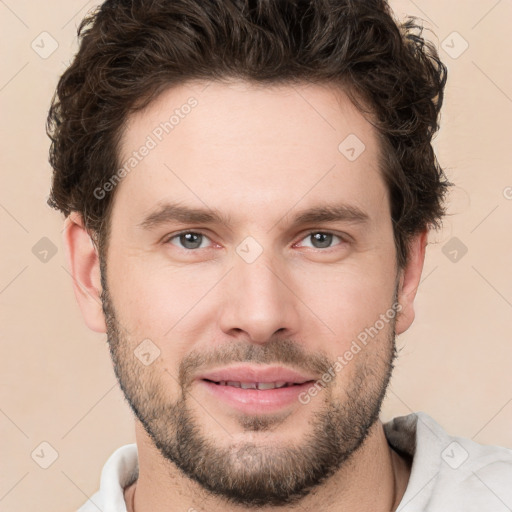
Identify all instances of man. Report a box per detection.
[46,0,512,511]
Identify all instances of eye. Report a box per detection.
[295,231,345,250]
[165,231,213,250]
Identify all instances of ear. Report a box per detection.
[395,230,428,335]
[62,212,107,333]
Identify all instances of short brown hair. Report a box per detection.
[47,0,450,268]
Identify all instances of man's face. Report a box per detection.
[101,81,402,506]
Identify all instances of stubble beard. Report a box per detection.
[100,266,398,508]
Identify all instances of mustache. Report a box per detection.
[178,338,333,388]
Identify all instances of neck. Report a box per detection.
[124,419,411,512]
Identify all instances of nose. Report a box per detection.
[218,248,301,344]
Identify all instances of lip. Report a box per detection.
[197,364,316,384]
[195,364,317,415]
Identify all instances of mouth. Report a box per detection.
[203,379,310,390]
[195,365,317,414]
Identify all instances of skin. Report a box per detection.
[64,80,427,511]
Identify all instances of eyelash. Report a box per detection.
[163,230,348,252]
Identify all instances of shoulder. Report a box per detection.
[385,412,512,511]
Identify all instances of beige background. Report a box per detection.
[1,1,511,511]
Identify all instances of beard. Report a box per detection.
[100,267,398,508]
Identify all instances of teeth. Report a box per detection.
[216,381,296,389]
[240,382,257,389]
[256,382,278,390]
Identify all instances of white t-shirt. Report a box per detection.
[77,412,512,511]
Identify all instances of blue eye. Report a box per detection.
[167,232,212,250]
[164,230,346,252]
[298,232,344,249]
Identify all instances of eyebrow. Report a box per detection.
[138,202,232,230]
[137,201,370,231]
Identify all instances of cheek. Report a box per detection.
[294,257,397,344]
[107,255,219,343]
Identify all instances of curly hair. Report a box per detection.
[47,0,450,268]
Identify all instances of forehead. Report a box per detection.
[114,80,388,227]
